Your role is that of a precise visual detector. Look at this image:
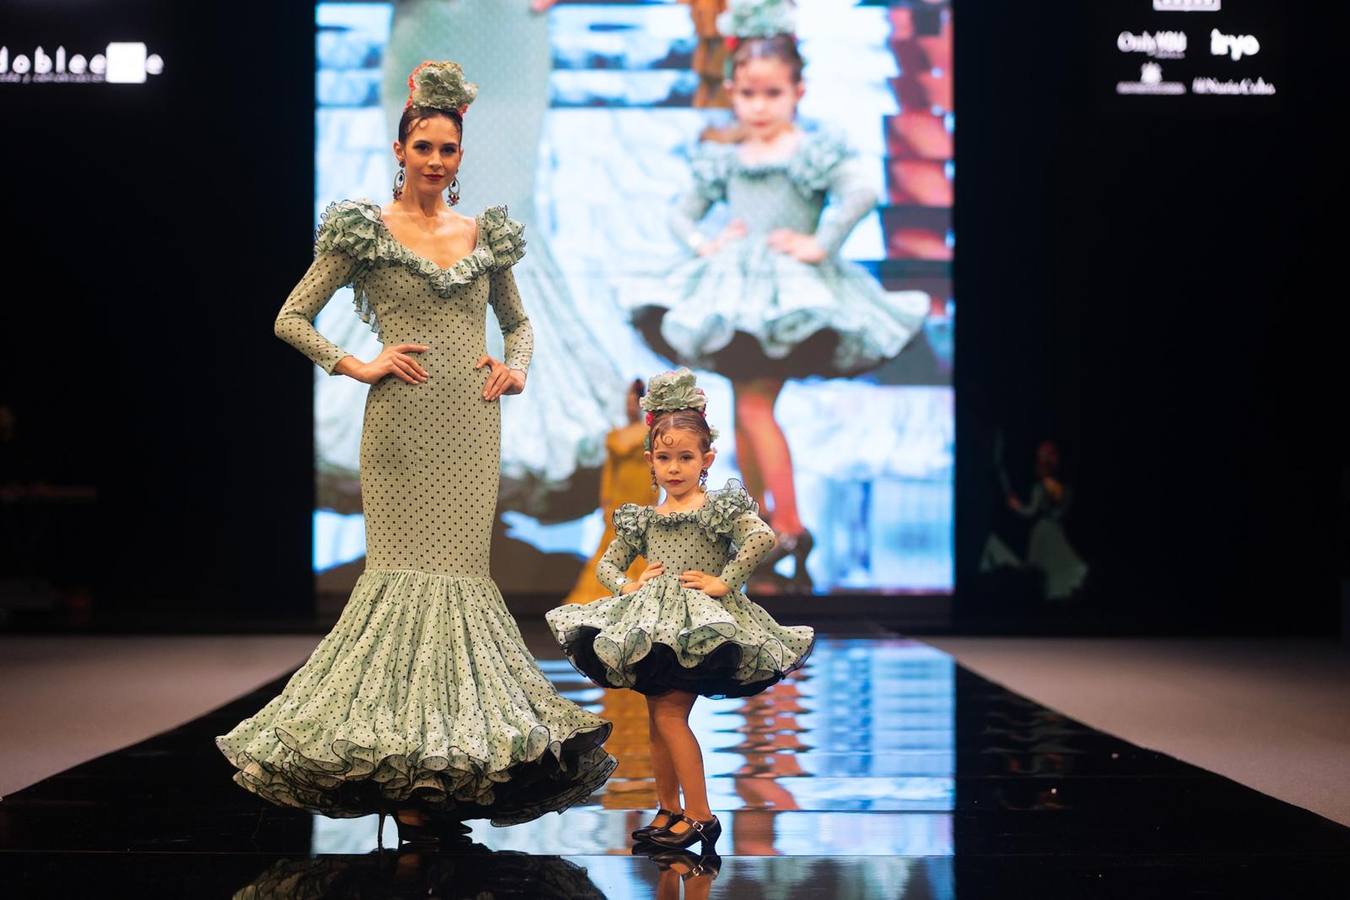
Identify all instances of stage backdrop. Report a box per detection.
[311,0,954,599]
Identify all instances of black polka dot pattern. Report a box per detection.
[216,200,616,823]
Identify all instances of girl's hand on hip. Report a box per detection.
[476,355,526,400]
[698,218,747,257]
[680,570,730,598]
[622,561,665,594]
[350,343,429,385]
[767,228,826,264]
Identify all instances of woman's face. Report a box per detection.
[646,428,715,502]
[394,114,463,198]
[726,57,804,139]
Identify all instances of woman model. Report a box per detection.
[216,61,615,845]
[381,0,626,517]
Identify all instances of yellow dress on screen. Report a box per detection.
[562,421,654,605]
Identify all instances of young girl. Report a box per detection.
[545,368,815,852]
[624,0,928,590]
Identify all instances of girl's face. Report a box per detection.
[646,428,715,502]
[727,57,804,138]
[394,115,463,198]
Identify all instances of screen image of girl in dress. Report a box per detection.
[314,0,955,596]
[624,0,930,593]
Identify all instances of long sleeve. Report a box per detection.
[813,154,879,257]
[719,511,777,591]
[669,188,715,253]
[488,267,534,372]
[596,534,640,595]
[274,251,358,375]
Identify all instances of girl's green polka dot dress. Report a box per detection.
[215,200,616,824]
[545,479,815,698]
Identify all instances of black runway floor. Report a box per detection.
[2,636,1348,897]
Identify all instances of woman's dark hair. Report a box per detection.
[729,34,805,83]
[630,379,646,401]
[398,105,464,144]
[649,409,714,454]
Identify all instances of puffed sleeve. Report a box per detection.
[596,504,646,594]
[812,154,878,257]
[482,206,534,373]
[719,511,777,592]
[273,252,358,375]
[669,141,731,253]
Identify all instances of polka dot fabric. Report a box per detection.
[544,480,816,699]
[216,200,616,823]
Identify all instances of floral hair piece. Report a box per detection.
[406,60,478,116]
[641,368,720,449]
[717,0,797,43]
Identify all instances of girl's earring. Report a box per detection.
[447,176,460,206]
[392,163,406,200]
[650,468,659,491]
[699,468,709,489]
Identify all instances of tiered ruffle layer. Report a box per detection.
[216,569,615,824]
[546,575,815,700]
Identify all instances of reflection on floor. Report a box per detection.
[2,636,1348,898]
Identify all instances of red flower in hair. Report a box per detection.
[645,412,655,426]
[725,36,740,51]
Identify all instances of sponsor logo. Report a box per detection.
[1117,30,1188,59]
[1116,62,1186,95]
[1192,76,1276,95]
[1153,0,1220,11]
[0,43,164,84]
[1210,29,1260,60]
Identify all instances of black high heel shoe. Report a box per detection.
[391,809,471,848]
[646,848,723,880]
[787,528,814,593]
[632,807,682,842]
[643,813,721,851]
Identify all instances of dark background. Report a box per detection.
[0,1,1342,634]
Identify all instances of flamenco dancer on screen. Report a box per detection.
[216,60,615,847]
[546,368,815,855]
[625,0,929,590]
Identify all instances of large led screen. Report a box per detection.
[312,0,954,598]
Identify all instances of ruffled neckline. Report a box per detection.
[614,479,759,545]
[686,129,851,200]
[315,199,526,294]
[312,199,526,335]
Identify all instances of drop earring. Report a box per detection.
[699,468,709,489]
[392,162,406,200]
[447,176,460,206]
[650,468,658,491]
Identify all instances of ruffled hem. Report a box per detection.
[628,239,928,379]
[312,200,527,337]
[544,576,815,700]
[234,852,607,900]
[216,569,615,823]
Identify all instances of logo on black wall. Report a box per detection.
[1153,0,1220,11]
[1210,29,1260,61]
[0,43,164,84]
[1118,31,1188,59]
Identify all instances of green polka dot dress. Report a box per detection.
[215,200,616,823]
[545,480,815,698]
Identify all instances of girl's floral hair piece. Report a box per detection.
[641,368,720,447]
[717,0,797,41]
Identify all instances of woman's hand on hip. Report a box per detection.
[342,343,429,385]
[476,355,526,400]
